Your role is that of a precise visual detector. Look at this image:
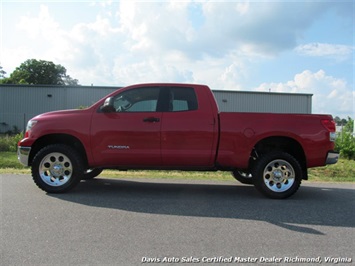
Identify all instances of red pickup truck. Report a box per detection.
[18,83,339,198]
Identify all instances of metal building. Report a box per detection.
[0,84,312,133]
[0,85,117,133]
[214,90,312,113]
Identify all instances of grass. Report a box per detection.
[0,152,28,170]
[1,151,354,182]
[101,169,235,181]
[308,159,355,182]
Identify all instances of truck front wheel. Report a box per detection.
[82,168,103,180]
[31,144,84,193]
[252,152,302,199]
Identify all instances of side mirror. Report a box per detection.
[100,97,115,113]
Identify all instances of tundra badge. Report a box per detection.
[108,145,130,149]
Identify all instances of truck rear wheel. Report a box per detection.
[252,151,302,199]
[31,144,84,193]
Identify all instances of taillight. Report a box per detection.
[321,119,336,141]
[321,119,336,131]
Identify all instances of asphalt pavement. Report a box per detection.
[1,174,354,265]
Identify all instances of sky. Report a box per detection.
[1,0,354,118]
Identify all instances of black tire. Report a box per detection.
[31,144,84,193]
[231,170,254,185]
[252,151,303,199]
[82,168,103,180]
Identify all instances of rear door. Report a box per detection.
[161,86,218,167]
[90,87,162,167]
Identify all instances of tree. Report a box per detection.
[334,116,341,125]
[334,116,349,127]
[343,117,354,133]
[0,65,6,78]
[0,59,79,85]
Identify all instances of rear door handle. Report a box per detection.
[143,117,160,123]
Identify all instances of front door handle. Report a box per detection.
[143,117,160,123]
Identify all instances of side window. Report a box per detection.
[113,87,160,112]
[169,87,198,112]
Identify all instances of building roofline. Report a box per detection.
[211,89,313,97]
[0,84,313,96]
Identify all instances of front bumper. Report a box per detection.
[18,146,31,166]
[325,151,339,165]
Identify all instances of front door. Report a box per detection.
[90,87,162,167]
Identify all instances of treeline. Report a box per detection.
[334,116,353,127]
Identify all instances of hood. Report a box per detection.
[33,109,87,120]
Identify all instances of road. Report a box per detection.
[1,174,354,265]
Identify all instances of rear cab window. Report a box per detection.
[168,87,198,112]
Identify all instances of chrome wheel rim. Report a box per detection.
[39,152,73,187]
[263,159,295,192]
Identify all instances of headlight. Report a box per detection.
[24,120,38,138]
[26,120,38,131]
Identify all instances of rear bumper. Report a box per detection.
[18,146,31,166]
[325,151,339,165]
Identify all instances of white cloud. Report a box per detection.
[197,1,339,56]
[16,5,59,39]
[12,4,124,84]
[254,70,353,117]
[10,2,350,81]
[117,1,195,55]
[113,58,194,85]
[90,0,113,8]
[295,43,354,61]
[115,1,344,59]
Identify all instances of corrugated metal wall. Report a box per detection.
[213,90,312,114]
[0,85,312,133]
[0,85,118,133]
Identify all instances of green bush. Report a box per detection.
[0,133,24,152]
[335,132,355,160]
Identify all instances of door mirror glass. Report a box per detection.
[100,97,115,113]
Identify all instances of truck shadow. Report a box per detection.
[49,178,355,235]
